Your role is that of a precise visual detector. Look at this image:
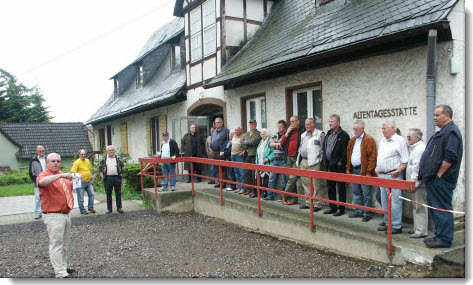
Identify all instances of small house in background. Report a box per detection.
[0,122,92,171]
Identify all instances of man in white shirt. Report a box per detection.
[375,120,408,234]
[406,128,428,238]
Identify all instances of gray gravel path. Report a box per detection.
[0,210,401,278]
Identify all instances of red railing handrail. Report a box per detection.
[138,156,412,256]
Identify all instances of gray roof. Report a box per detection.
[87,70,186,124]
[111,17,184,79]
[88,18,186,125]
[0,123,92,159]
[207,0,458,87]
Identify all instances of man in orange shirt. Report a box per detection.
[37,153,76,278]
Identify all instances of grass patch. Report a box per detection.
[0,183,34,197]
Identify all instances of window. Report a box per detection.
[114,79,119,97]
[292,87,322,129]
[173,44,181,69]
[203,25,216,56]
[245,96,267,129]
[189,0,216,62]
[98,128,106,151]
[191,34,202,61]
[106,125,112,146]
[136,64,143,88]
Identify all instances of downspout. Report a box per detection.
[426,30,437,141]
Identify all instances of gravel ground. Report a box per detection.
[0,210,436,278]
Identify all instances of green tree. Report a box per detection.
[0,68,52,122]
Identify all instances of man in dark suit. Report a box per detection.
[322,114,350,216]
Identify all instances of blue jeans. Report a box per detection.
[268,159,287,199]
[351,168,372,217]
[379,173,403,229]
[227,160,236,190]
[426,177,455,247]
[231,155,246,190]
[76,181,95,212]
[34,185,42,215]
[162,163,176,189]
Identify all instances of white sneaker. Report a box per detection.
[34,215,42,219]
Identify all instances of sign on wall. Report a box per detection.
[353,106,418,120]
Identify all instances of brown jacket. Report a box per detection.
[346,133,377,176]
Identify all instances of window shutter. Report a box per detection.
[120,123,128,155]
[147,119,152,156]
[158,115,167,150]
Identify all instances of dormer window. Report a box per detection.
[114,79,119,97]
[136,64,143,88]
[172,44,181,69]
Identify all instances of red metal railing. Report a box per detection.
[138,156,415,255]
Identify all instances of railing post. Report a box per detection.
[310,177,315,232]
[219,165,224,205]
[153,162,158,199]
[191,161,195,196]
[387,188,393,254]
[140,162,144,195]
[257,170,262,216]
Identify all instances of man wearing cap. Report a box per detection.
[210,118,230,188]
[37,153,76,278]
[160,131,180,191]
[241,119,262,197]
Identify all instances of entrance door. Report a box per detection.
[172,116,209,180]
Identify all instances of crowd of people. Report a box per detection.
[179,104,462,250]
[29,104,461,277]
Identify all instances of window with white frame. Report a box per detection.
[292,87,322,129]
[246,96,267,129]
[189,0,216,62]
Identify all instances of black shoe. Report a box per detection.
[349,213,363,218]
[313,207,322,212]
[66,268,76,274]
[362,216,371,222]
[187,180,192,183]
[214,184,220,188]
[377,225,387,231]
[249,194,257,198]
[117,209,124,213]
[323,209,337,215]
[384,228,402,235]
[299,205,310,210]
[424,237,436,244]
[379,222,386,226]
[208,180,216,184]
[63,274,77,278]
[196,178,202,182]
[426,240,449,248]
[263,197,275,201]
[333,211,345,217]
[89,209,96,214]
[106,210,112,214]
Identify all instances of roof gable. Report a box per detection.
[0,123,92,159]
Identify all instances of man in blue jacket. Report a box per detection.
[419,105,463,248]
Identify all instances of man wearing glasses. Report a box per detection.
[37,153,76,278]
[71,149,96,215]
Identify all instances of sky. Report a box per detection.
[1,0,176,123]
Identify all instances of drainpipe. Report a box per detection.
[426,30,437,141]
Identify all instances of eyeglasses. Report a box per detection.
[406,136,412,139]
[50,160,61,163]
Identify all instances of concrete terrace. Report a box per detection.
[142,180,465,266]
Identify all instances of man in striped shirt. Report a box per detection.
[375,120,409,234]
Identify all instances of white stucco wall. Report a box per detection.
[0,133,20,171]
[224,36,465,211]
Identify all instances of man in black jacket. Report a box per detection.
[419,105,463,248]
[322,114,350,216]
[160,131,180,191]
[99,145,125,213]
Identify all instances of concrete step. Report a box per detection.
[143,182,464,266]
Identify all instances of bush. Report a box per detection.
[0,171,30,186]
[122,163,161,192]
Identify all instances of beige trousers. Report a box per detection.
[43,212,71,278]
[299,158,323,207]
